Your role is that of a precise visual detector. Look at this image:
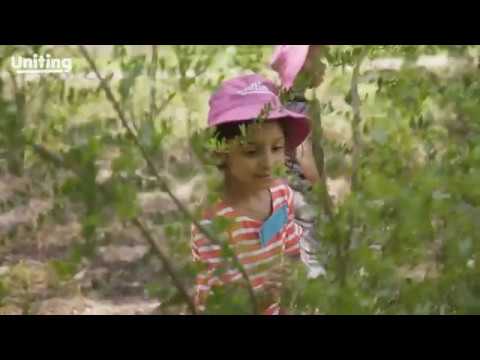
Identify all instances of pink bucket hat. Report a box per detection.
[208,74,310,151]
[270,45,310,90]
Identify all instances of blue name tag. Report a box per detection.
[259,205,288,247]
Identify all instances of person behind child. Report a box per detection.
[271,45,330,279]
[191,74,311,314]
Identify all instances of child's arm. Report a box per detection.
[287,183,327,279]
[293,191,327,279]
[296,136,322,185]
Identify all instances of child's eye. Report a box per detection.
[243,149,257,156]
[273,146,285,152]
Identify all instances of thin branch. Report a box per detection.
[149,45,158,122]
[29,142,197,314]
[132,218,196,314]
[350,53,365,192]
[78,45,259,314]
[128,103,139,135]
[309,99,335,220]
[30,143,64,167]
[341,50,367,286]
[157,92,176,117]
[309,99,342,287]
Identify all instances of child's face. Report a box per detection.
[223,122,286,191]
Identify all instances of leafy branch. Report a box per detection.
[339,49,367,286]
[78,45,259,314]
[350,51,366,192]
[28,141,197,314]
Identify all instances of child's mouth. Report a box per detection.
[256,174,273,180]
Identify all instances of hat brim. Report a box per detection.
[269,109,310,151]
[209,106,310,152]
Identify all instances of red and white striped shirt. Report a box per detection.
[191,179,303,315]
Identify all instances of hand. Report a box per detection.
[296,140,322,184]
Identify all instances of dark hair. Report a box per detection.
[212,119,288,169]
[214,119,287,143]
[214,120,251,143]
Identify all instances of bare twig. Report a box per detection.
[78,45,259,314]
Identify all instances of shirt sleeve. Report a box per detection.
[191,220,245,311]
[191,222,223,312]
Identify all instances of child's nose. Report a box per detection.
[260,151,275,170]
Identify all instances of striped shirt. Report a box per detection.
[191,179,303,315]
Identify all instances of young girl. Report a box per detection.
[271,45,330,279]
[191,74,311,315]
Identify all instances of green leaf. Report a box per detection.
[204,284,251,315]
[112,182,138,220]
[112,149,137,174]
[49,260,77,282]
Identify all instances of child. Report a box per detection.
[191,74,311,314]
[271,45,330,279]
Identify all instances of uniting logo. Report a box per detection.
[10,53,73,74]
